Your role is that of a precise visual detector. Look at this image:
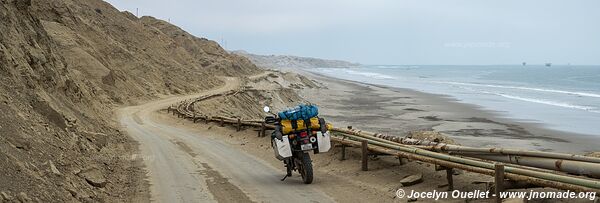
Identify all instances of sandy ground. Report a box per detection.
[298,71,600,154]
[154,107,595,203]
[110,68,600,202]
[116,77,334,202]
[115,71,597,203]
[153,113,493,203]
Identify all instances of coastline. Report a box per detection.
[151,70,598,202]
[295,69,600,154]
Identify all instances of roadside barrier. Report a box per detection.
[167,90,600,197]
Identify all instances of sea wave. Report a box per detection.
[368,65,420,69]
[485,92,600,113]
[437,81,600,98]
[342,69,396,79]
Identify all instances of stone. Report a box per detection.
[400,173,423,187]
[1,191,12,200]
[80,168,107,188]
[49,160,61,175]
[586,152,600,158]
[67,188,78,197]
[408,197,418,202]
[14,140,31,150]
[17,192,31,202]
[85,176,107,188]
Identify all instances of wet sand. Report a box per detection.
[297,70,600,154]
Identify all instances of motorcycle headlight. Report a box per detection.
[309,137,317,143]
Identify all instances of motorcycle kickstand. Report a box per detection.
[280,169,292,181]
[280,174,291,181]
[281,160,292,181]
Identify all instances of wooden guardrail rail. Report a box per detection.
[166,90,600,195]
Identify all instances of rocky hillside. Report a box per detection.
[0,0,260,202]
[232,50,360,69]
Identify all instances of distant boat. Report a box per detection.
[545,63,552,67]
[522,62,527,66]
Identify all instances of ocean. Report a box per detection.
[315,65,600,136]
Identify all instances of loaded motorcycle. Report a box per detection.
[263,105,331,184]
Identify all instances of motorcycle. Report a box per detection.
[263,106,331,184]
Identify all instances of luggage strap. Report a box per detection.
[291,120,298,131]
[305,119,311,133]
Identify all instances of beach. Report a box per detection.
[153,69,597,202]
[297,70,600,154]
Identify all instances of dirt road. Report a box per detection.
[117,77,334,202]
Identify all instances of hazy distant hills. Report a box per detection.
[232,50,361,69]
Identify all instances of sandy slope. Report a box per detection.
[117,77,333,202]
[1,0,261,200]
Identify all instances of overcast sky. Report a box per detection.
[104,0,600,65]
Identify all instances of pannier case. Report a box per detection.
[273,135,292,160]
[316,131,331,153]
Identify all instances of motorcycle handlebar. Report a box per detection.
[264,116,279,124]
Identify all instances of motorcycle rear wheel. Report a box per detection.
[298,152,313,184]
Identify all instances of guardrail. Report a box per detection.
[167,90,600,197]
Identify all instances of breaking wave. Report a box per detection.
[341,69,396,79]
[483,92,600,113]
[437,81,600,98]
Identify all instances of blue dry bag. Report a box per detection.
[278,104,319,120]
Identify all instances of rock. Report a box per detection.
[400,173,423,186]
[49,160,62,175]
[586,152,600,158]
[67,188,78,197]
[407,131,456,144]
[85,176,107,188]
[14,140,31,151]
[80,168,107,188]
[408,197,418,202]
[17,192,31,202]
[82,131,109,149]
[1,191,12,200]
